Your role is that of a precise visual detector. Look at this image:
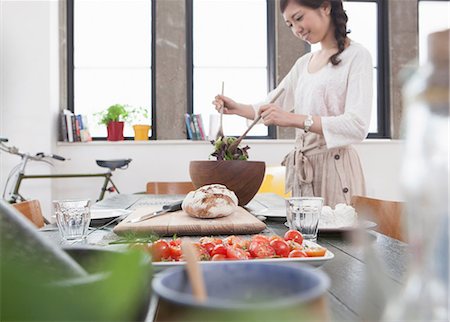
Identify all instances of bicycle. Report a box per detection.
[0,138,132,203]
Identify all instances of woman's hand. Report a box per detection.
[212,95,255,120]
[259,104,294,127]
[212,95,239,115]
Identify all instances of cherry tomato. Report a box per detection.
[211,254,227,261]
[249,241,276,258]
[211,244,227,256]
[269,239,290,257]
[304,247,327,257]
[199,237,222,245]
[168,245,182,261]
[288,249,308,258]
[269,235,284,242]
[251,234,270,245]
[223,235,247,248]
[169,238,181,247]
[226,246,248,260]
[192,242,211,261]
[284,230,304,244]
[151,240,170,261]
[202,242,216,255]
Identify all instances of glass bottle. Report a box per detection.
[382,29,449,321]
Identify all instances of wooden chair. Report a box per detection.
[11,199,46,228]
[350,195,406,242]
[146,181,195,195]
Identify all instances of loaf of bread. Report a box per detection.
[182,184,239,219]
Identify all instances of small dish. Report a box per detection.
[153,261,330,310]
[284,220,377,232]
[89,208,131,226]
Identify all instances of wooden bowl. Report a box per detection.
[189,160,266,206]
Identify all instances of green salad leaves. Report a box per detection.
[210,136,250,161]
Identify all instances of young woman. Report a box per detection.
[213,0,373,207]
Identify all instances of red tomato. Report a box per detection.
[269,239,290,257]
[199,237,222,245]
[288,249,308,258]
[202,242,216,255]
[226,246,248,260]
[211,254,227,261]
[151,240,171,261]
[211,244,227,256]
[169,238,181,247]
[251,235,270,245]
[223,235,247,248]
[269,235,284,242]
[192,242,211,261]
[284,230,304,244]
[304,247,327,257]
[168,245,182,261]
[248,241,276,258]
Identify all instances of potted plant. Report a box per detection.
[129,107,151,141]
[96,104,130,141]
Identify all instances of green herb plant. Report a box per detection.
[96,104,131,125]
[128,106,150,125]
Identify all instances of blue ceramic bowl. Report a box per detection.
[152,262,330,310]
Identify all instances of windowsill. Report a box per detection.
[56,138,402,146]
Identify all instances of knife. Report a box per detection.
[128,200,183,224]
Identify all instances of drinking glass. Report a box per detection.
[286,197,324,242]
[53,199,91,241]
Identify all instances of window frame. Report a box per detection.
[66,0,390,140]
[344,0,390,139]
[66,0,157,140]
[186,0,277,139]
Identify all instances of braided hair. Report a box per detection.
[280,0,349,65]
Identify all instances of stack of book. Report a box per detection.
[185,114,206,140]
[59,109,92,142]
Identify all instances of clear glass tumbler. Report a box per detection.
[53,199,91,241]
[287,197,324,242]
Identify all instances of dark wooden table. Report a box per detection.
[43,193,409,321]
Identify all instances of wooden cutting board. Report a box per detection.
[113,205,266,236]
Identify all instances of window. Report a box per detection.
[311,0,386,137]
[418,0,450,64]
[188,0,275,139]
[68,0,153,139]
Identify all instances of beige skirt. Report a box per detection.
[282,133,366,208]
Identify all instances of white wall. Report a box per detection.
[0,1,405,220]
[52,139,405,202]
[1,0,60,216]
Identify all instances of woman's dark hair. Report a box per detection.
[280,0,348,65]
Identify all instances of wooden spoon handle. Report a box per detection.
[181,240,207,303]
[234,88,285,146]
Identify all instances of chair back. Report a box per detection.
[146,181,195,195]
[12,199,45,228]
[350,195,406,242]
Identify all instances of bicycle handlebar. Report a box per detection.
[36,152,66,161]
[0,141,66,162]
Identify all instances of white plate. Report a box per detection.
[284,220,377,232]
[90,209,132,220]
[252,208,286,218]
[318,220,377,232]
[152,240,334,271]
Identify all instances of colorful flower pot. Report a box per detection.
[133,124,151,141]
[107,121,124,141]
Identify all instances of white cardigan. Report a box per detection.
[253,41,373,149]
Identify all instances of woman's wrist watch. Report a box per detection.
[304,115,313,133]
